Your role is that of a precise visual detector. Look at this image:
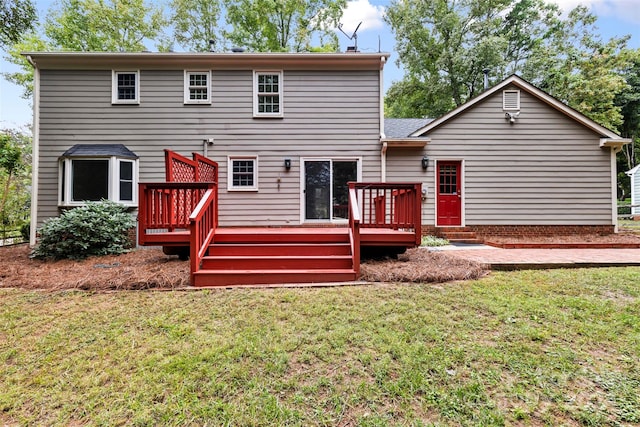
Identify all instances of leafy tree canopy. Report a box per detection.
[169,0,221,52]
[385,0,633,131]
[223,0,346,52]
[0,0,36,48]
[44,0,165,52]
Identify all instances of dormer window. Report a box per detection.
[503,90,520,111]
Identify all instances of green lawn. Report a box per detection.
[2,268,639,426]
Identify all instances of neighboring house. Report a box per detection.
[626,165,640,218]
[384,75,630,237]
[27,54,629,245]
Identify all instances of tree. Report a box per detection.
[0,0,36,48]
[3,33,50,98]
[522,6,630,132]
[0,130,30,240]
[223,0,346,52]
[44,0,165,52]
[168,0,221,52]
[615,49,640,198]
[385,0,517,117]
[3,0,166,99]
[385,0,632,125]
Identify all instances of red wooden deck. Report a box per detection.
[138,150,422,286]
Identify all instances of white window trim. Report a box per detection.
[253,70,283,118]
[184,70,212,104]
[503,89,520,111]
[227,156,259,192]
[112,70,140,104]
[59,156,139,207]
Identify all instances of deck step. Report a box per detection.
[437,229,483,244]
[209,243,352,256]
[201,255,353,270]
[214,228,349,244]
[192,269,358,287]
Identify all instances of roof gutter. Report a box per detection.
[26,55,40,246]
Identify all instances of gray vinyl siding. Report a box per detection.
[387,85,614,225]
[632,170,640,215]
[37,68,381,227]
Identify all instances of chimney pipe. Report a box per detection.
[482,68,490,91]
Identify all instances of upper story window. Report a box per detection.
[184,70,211,104]
[254,71,283,117]
[59,144,139,207]
[112,70,140,104]
[228,156,258,191]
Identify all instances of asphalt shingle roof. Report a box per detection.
[61,144,139,159]
[384,118,433,138]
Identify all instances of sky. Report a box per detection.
[1,0,639,131]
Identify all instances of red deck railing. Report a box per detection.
[189,187,218,282]
[348,182,422,246]
[138,182,216,246]
[348,184,361,275]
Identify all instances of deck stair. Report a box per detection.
[192,228,358,287]
[436,227,483,244]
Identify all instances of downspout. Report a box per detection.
[611,146,622,233]
[27,55,40,246]
[381,142,387,183]
[379,56,386,182]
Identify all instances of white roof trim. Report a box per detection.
[410,75,624,140]
[626,164,640,176]
[600,138,631,148]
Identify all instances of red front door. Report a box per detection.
[437,161,462,226]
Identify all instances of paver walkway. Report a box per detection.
[433,245,640,270]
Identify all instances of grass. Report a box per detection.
[620,219,640,232]
[1,268,640,426]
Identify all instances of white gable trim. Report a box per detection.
[626,164,640,176]
[410,75,625,140]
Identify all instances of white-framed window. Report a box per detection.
[503,89,520,111]
[184,70,211,104]
[253,71,283,117]
[59,145,139,206]
[112,70,140,104]
[227,156,258,191]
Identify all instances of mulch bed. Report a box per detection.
[0,244,489,291]
[360,248,488,283]
[0,245,190,291]
[483,233,640,249]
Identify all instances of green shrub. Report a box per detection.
[421,235,450,247]
[33,200,135,260]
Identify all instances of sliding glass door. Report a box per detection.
[303,159,358,221]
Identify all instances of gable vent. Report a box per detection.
[503,90,520,111]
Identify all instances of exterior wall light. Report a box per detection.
[284,158,291,170]
[421,156,429,170]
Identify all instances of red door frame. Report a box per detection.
[436,160,463,226]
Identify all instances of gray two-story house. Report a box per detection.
[26,53,629,284]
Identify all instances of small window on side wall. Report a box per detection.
[254,71,283,117]
[112,70,140,104]
[184,70,211,104]
[228,156,258,191]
